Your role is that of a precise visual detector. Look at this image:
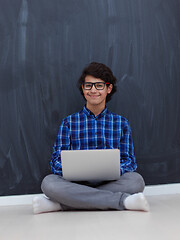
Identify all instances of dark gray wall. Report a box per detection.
[0,0,180,196]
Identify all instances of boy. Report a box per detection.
[33,62,149,213]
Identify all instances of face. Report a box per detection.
[82,75,113,110]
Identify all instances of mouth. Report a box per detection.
[88,95,100,98]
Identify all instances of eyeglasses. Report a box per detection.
[83,82,110,90]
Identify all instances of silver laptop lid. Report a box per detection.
[61,149,120,181]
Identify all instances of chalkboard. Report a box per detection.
[0,0,180,196]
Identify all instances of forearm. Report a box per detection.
[50,157,63,176]
[120,121,137,175]
[120,154,137,175]
[50,119,70,175]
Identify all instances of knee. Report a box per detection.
[41,174,57,195]
[131,172,145,192]
[123,172,145,193]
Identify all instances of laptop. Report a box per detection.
[61,149,120,181]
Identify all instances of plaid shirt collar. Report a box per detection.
[82,105,108,119]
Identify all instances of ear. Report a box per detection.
[81,84,85,92]
[107,84,113,94]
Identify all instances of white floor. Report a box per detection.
[0,194,180,240]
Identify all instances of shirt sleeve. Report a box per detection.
[120,120,137,175]
[50,119,70,175]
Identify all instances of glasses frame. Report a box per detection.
[83,82,110,90]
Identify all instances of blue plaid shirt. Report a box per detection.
[50,106,137,176]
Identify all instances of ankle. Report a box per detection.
[124,193,150,212]
[32,196,62,214]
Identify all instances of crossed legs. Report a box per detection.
[33,172,149,214]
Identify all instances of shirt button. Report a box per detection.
[95,132,97,135]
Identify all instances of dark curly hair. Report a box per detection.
[77,62,117,102]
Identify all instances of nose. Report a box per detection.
[90,84,97,91]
